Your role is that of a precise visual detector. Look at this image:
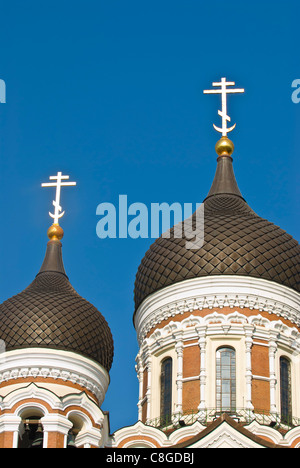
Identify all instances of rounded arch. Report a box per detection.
[66,409,97,448]
[123,441,157,448]
[160,355,173,366]
[15,402,48,419]
[66,409,92,432]
[16,404,47,449]
[216,344,236,352]
[3,383,61,414]
[280,355,292,363]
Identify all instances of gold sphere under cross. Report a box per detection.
[215,136,234,157]
[47,224,64,241]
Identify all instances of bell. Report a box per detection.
[67,431,77,448]
[30,424,43,448]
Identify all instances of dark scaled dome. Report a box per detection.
[0,236,114,372]
[134,144,300,312]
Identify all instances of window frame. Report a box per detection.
[280,356,292,425]
[160,357,173,425]
[216,346,237,414]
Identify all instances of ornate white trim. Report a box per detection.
[0,382,105,448]
[0,348,110,405]
[109,419,207,448]
[188,422,264,448]
[140,311,300,355]
[134,276,300,344]
[135,310,300,421]
[109,417,300,448]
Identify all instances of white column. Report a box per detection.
[269,330,278,415]
[74,427,102,448]
[175,333,184,415]
[0,414,22,448]
[197,326,207,419]
[145,349,152,422]
[135,353,144,421]
[40,414,73,448]
[244,324,254,418]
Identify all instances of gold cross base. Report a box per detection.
[47,223,64,241]
[215,137,234,157]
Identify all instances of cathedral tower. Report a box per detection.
[112,78,300,448]
[0,173,114,448]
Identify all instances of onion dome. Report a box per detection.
[134,137,300,312]
[0,225,114,371]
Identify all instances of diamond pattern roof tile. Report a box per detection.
[0,242,114,371]
[134,156,300,312]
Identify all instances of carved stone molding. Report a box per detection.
[138,311,300,359]
[134,276,300,344]
[0,348,109,405]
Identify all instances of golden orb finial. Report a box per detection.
[215,136,234,157]
[47,223,64,241]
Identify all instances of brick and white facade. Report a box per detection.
[109,276,300,448]
[0,348,111,448]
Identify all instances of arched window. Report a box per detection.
[216,347,236,413]
[280,356,292,425]
[18,415,44,448]
[66,413,86,448]
[160,357,172,425]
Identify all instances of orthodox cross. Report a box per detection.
[203,77,244,136]
[41,172,76,224]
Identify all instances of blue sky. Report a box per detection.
[0,1,299,432]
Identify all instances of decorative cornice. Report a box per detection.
[0,348,110,405]
[137,311,300,361]
[0,382,105,448]
[109,419,207,448]
[109,416,300,448]
[134,276,300,344]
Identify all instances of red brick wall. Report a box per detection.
[251,342,270,412]
[182,342,200,413]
